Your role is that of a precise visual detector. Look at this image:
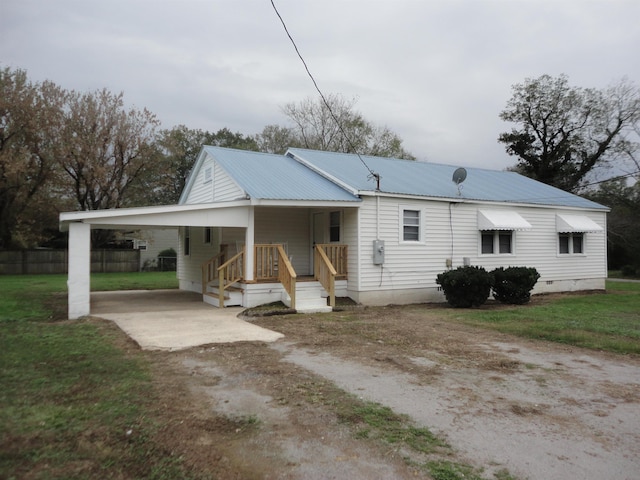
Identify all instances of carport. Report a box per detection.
[60,201,255,319]
[91,289,283,350]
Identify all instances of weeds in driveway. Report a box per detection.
[336,399,513,479]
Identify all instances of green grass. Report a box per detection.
[453,280,640,355]
[0,272,178,322]
[0,272,198,479]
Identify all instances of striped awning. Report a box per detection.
[477,210,532,231]
[556,214,603,233]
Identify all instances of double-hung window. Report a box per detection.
[402,209,421,242]
[556,214,602,256]
[481,230,513,254]
[477,210,531,255]
[559,233,584,255]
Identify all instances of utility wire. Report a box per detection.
[269,0,380,189]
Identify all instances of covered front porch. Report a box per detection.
[60,202,356,319]
[200,242,348,311]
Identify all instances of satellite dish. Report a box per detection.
[452,167,467,185]
[452,167,467,196]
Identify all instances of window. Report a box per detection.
[204,227,212,244]
[403,209,420,242]
[184,227,190,256]
[203,166,212,184]
[329,211,341,242]
[480,230,513,254]
[559,233,584,255]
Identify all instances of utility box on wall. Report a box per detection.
[373,239,385,265]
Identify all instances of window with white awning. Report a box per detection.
[556,214,603,233]
[477,210,532,231]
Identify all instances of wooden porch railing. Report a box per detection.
[318,244,348,278]
[276,244,296,310]
[216,249,244,308]
[201,246,229,294]
[202,243,344,309]
[314,245,337,307]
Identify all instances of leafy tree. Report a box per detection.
[145,126,259,205]
[0,67,67,248]
[499,75,640,192]
[257,94,414,159]
[586,179,640,270]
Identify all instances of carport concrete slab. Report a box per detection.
[91,290,284,351]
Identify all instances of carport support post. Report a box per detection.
[245,206,255,281]
[68,222,91,319]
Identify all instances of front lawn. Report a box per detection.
[0,272,198,479]
[453,280,640,355]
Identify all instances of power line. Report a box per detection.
[269,0,380,190]
[580,170,640,189]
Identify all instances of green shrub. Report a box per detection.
[621,265,637,277]
[436,266,493,308]
[158,247,177,258]
[491,266,540,304]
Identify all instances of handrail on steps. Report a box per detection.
[201,248,228,295]
[314,245,337,307]
[216,248,245,308]
[276,244,296,310]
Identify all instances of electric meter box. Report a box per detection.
[373,239,385,265]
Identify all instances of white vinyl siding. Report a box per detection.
[177,226,220,290]
[182,154,244,204]
[254,207,311,275]
[355,196,606,293]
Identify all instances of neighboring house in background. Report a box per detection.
[60,146,608,319]
[121,229,178,270]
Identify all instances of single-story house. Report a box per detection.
[60,146,607,319]
[119,229,178,271]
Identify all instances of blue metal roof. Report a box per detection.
[287,148,608,210]
[203,146,360,202]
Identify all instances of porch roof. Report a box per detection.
[59,201,254,231]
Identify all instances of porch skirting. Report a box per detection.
[179,279,348,308]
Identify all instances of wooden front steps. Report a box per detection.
[203,285,242,307]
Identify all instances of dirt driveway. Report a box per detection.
[137,301,640,480]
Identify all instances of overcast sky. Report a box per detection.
[2,0,639,171]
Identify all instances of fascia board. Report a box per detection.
[249,199,361,208]
[358,191,610,212]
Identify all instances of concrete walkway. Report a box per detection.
[91,290,284,351]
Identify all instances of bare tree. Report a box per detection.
[257,94,414,159]
[58,89,160,212]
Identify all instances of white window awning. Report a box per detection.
[478,210,532,231]
[556,214,603,233]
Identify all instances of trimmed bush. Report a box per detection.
[158,247,177,258]
[436,266,493,308]
[491,266,540,305]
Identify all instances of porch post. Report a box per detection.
[245,206,255,281]
[68,222,91,319]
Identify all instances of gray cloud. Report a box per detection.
[2,0,639,170]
